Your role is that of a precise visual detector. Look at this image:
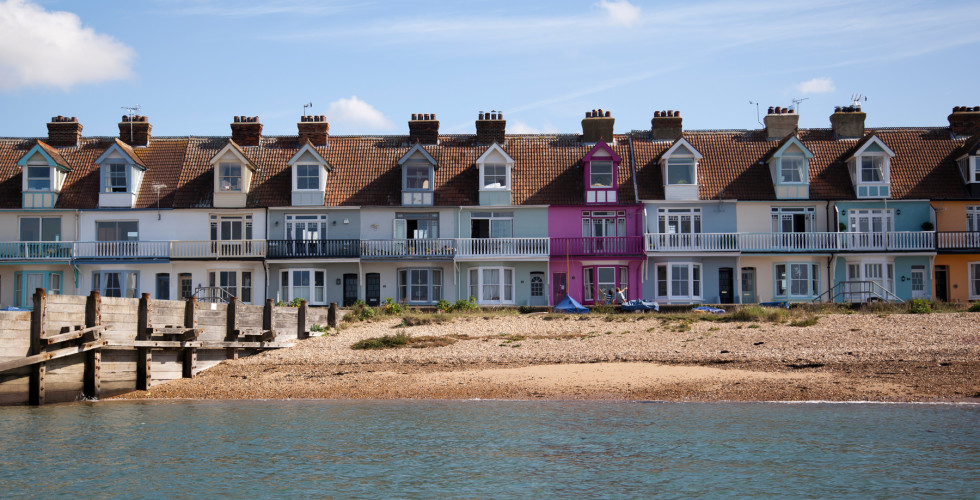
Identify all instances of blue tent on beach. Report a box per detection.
[554,295,589,313]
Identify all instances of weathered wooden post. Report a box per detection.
[225,297,239,360]
[28,288,46,405]
[261,298,276,341]
[83,291,102,399]
[182,296,197,378]
[328,302,338,328]
[297,300,308,339]
[136,293,151,390]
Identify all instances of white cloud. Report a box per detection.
[325,96,394,133]
[509,120,559,134]
[0,0,135,91]
[597,0,641,28]
[796,77,836,94]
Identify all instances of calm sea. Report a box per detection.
[0,400,977,498]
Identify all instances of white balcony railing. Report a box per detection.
[936,232,980,250]
[170,240,267,258]
[840,231,934,251]
[456,238,550,258]
[739,232,841,252]
[72,240,171,259]
[360,239,456,258]
[644,233,739,252]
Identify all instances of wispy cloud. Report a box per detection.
[326,96,394,133]
[0,0,135,91]
[163,0,365,17]
[597,0,641,28]
[509,120,559,134]
[796,77,835,94]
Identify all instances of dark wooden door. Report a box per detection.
[552,273,567,305]
[343,273,358,306]
[934,266,948,302]
[718,267,734,304]
[365,273,381,306]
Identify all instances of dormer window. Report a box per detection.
[398,144,437,206]
[482,163,508,189]
[590,161,613,188]
[296,164,319,190]
[956,156,980,183]
[847,136,894,199]
[659,138,702,201]
[766,136,813,199]
[105,163,128,192]
[26,166,51,191]
[219,163,242,191]
[780,155,805,183]
[582,142,621,204]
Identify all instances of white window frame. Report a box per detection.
[655,263,701,302]
[658,208,702,234]
[468,267,514,304]
[582,210,626,237]
[403,162,432,191]
[970,262,980,300]
[480,163,509,190]
[208,270,253,304]
[280,268,326,305]
[397,268,442,304]
[860,155,886,183]
[218,162,243,192]
[589,161,614,188]
[470,211,513,238]
[294,164,320,191]
[285,214,328,240]
[779,154,806,184]
[104,162,128,193]
[666,157,696,185]
[26,166,51,191]
[774,263,820,299]
[92,270,139,298]
[771,207,815,233]
[967,206,979,233]
[210,214,253,241]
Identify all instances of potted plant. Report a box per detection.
[921,221,934,231]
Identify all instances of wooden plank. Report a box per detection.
[0,339,108,373]
[43,325,106,345]
[105,340,295,349]
[83,291,101,400]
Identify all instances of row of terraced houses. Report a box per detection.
[1,104,979,310]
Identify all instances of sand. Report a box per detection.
[112,311,980,402]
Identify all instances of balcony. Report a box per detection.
[740,232,843,252]
[171,240,267,259]
[267,239,360,259]
[360,239,456,259]
[645,233,739,253]
[72,240,171,259]
[936,232,980,252]
[0,241,72,260]
[456,238,550,259]
[838,231,934,252]
[550,237,644,257]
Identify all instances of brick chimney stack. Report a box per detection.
[651,110,682,141]
[830,105,866,138]
[475,111,506,145]
[763,106,799,140]
[582,109,615,143]
[46,116,82,147]
[118,115,152,147]
[948,106,980,137]
[231,116,263,146]
[298,115,329,146]
[408,113,439,144]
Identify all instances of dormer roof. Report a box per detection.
[955,134,980,160]
[287,140,332,170]
[581,140,621,163]
[475,142,514,165]
[210,139,257,170]
[398,143,437,167]
[848,134,895,160]
[762,134,814,162]
[95,138,147,169]
[17,140,71,171]
[660,137,703,160]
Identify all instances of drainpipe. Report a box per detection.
[457,206,463,301]
[628,133,639,204]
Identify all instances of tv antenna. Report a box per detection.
[748,101,763,126]
[121,104,142,143]
[303,102,313,117]
[850,93,868,108]
[791,97,809,114]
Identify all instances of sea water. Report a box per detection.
[0,401,977,498]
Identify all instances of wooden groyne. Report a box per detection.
[0,290,335,405]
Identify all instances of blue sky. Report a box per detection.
[1,0,978,138]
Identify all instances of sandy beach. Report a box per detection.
[112,310,980,402]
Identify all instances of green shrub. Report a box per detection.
[344,301,378,322]
[518,305,535,314]
[380,297,405,315]
[449,297,480,312]
[351,332,410,350]
[789,315,820,327]
[401,313,450,326]
[969,302,980,312]
[435,299,452,312]
[310,323,328,332]
[728,305,787,323]
[907,299,931,314]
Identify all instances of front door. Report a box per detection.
[910,266,927,300]
[552,273,567,305]
[343,273,358,306]
[718,268,734,304]
[365,273,380,306]
[934,266,948,302]
[529,272,546,306]
[741,268,756,303]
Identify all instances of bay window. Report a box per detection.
[655,263,701,302]
[281,269,326,305]
[775,263,819,299]
[92,271,139,298]
[970,263,980,299]
[468,267,514,304]
[583,266,629,304]
[398,268,442,304]
[15,271,62,308]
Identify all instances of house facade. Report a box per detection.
[0,104,977,308]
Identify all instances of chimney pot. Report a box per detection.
[582,108,615,143]
[231,115,262,146]
[118,114,152,147]
[651,109,682,141]
[47,115,83,147]
[409,113,440,144]
[298,114,329,145]
[830,106,866,138]
[476,110,506,144]
[948,105,980,136]
[764,107,799,140]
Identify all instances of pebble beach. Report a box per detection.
[114,311,980,402]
